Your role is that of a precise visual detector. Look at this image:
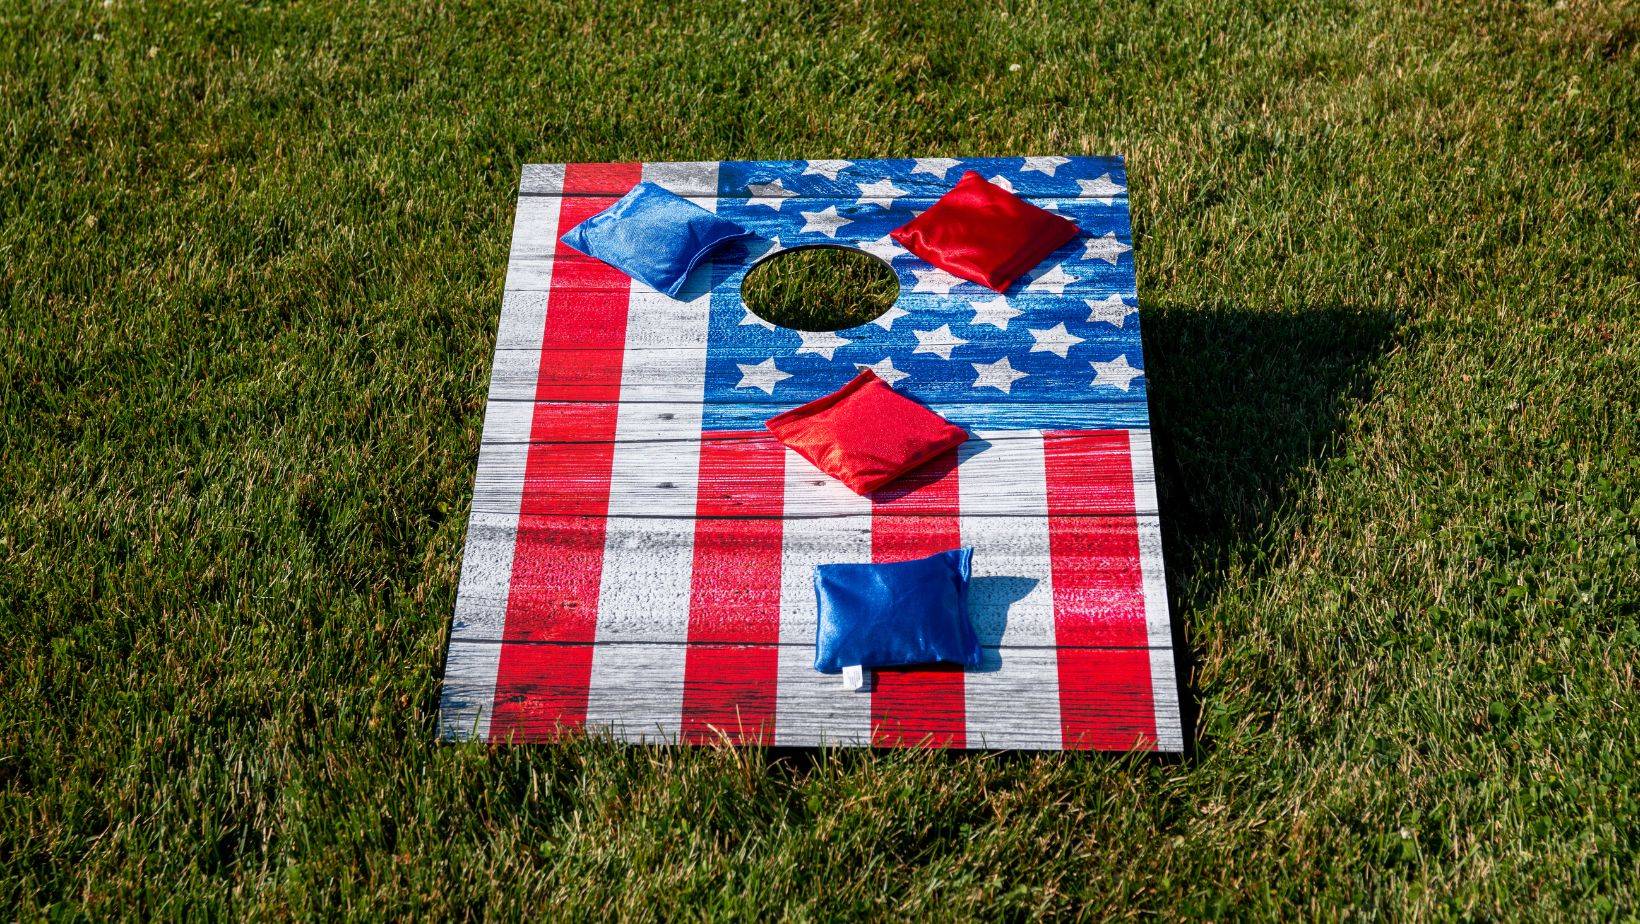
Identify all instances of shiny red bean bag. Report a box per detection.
[765,369,968,495]
[891,170,1079,292]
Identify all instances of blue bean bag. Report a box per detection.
[559,182,751,298]
[813,547,981,675]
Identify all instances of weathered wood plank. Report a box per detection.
[506,195,572,263]
[449,509,1164,649]
[1127,430,1174,652]
[449,639,1172,749]
[479,399,1150,438]
[493,321,1139,358]
[474,403,1042,445]
[518,163,566,196]
[1145,646,1184,752]
[470,429,1160,519]
[517,158,1127,201]
[489,291,1137,352]
[440,640,506,741]
[962,647,1067,749]
[481,351,1147,407]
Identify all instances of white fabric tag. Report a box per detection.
[841,665,868,692]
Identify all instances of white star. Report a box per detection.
[1083,232,1132,264]
[911,267,964,295]
[1021,156,1070,176]
[854,234,904,264]
[735,357,791,394]
[871,304,908,330]
[802,159,853,180]
[1085,293,1134,328]
[799,206,852,238]
[1028,322,1085,358]
[1077,173,1126,205]
[968,295,1021,330]
[912,324,968,360]
[856,357,909,385]
[739,306,776,330]
[971,356,1028,393]
[1091,354,1143,391]
[1026,264,1079,294]
[746,179,795,211]
[854,178,907,208]
[911,157,962,179]
[986,174,1016,193]
[796,329,850,360]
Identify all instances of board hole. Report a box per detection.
[740,245,900,332]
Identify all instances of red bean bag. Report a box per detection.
[765,369,968,495]
[891,170,1079,292]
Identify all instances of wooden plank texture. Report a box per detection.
[450,509,1167,650]
[469,428,1162,518]
[454,640,1173,750]
[440,156,1181,752]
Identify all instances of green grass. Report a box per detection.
[741,245,901,330]
[2,0,1637,917]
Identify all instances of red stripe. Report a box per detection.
[1043,430,1157,750]
[679,432,785,744]
[869,449,966,748]
[488,162,642,741]
[1053,649,1156,751]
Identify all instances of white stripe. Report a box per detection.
[491,293,549,350]
[774,450,874,746]
[1148,647,1184,752]
[641,161,722,198]
[584,162,720,743]
[1128,429,1184,752]
[503,190,574,290]
[959,431,1063,749]
[519,163,567,196]
[439,170,565,741]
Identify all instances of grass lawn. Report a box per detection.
[3,0,1637,917]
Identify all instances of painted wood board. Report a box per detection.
[440,157,1183,751]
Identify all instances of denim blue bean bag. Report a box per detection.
[813,547,980,674]
[559,182,751,298]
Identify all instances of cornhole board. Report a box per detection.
[440,157,1183,751]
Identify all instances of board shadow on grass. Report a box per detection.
[1141,301,1404,761]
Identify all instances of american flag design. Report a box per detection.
[441,157,1182,751]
